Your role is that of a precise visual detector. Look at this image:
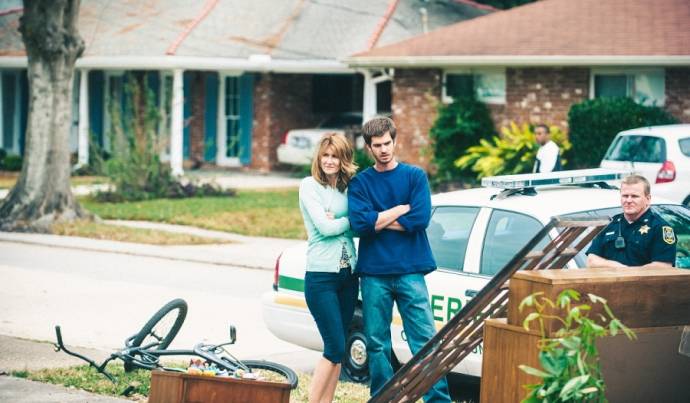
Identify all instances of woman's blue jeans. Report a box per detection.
[361,273,451,402]
[305,267,359,364]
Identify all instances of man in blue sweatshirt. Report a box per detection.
[348,117,451,402]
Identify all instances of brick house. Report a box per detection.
[346,0,690,170]
[0,0,490,173]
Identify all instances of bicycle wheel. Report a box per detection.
[240,360,299,389]
[129,299,187,350]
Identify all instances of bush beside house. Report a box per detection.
[567,97,678,168]
[429,97,495,187]
[0,150,22,171]
[455,122,570,179]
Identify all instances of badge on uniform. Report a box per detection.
[662,226,676,244]
[639,224,650,235]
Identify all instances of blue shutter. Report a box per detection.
[1,71,16,152]
[88,71,104,148]
[183,72,191,158]
[18,70,28,154]
[146,71,160,106]
[204,73,218,162]
[239,73,253,165]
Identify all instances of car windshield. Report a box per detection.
[604,135,666,163]
[562,204,690,269]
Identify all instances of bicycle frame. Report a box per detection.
[54,325,247,383]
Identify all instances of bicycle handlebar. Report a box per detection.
[53,325,116,383]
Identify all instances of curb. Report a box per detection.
[0,228,301,271]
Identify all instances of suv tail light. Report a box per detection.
[280,131,289,145]
[656,160,676,183]
[272,252,282,291]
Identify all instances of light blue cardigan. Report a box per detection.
[299,176,357,273]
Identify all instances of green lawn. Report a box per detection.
[80,189,306,240]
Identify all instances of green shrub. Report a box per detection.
[456,122,570,179]
[567,97,678,168]
[94,73,232,202]
[354,148,374,172]
[1,154,23,171]
[429,97,496,183]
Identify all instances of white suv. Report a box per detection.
[261,170,690,383]
[600,124,690,207]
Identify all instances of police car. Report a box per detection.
[261,169,690,382]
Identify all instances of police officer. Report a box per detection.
[587,174,677,268]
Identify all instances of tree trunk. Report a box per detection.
[0,0,89,232]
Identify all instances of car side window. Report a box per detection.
[480,210,546,276]
[634,136,666,163]
[605,135,666,163]
[679,138,690,157]
[426,206,480,272]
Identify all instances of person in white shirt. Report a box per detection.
[533,124,561,173]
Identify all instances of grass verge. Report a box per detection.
[0,173,108,189]
[52,220,231,245]
[81,189,306,240]
[11,363,369,402]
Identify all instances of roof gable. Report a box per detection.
[351,0,690,61]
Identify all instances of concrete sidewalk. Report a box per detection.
[0,336,129,402]
[0,220,301,271]
[0,377,131,402]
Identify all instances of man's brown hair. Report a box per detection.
[621,174,651,196]
[362,116,396,146]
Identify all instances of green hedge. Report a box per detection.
[567,97,677,168]
[0,150,23,171]
[429,97,495,184]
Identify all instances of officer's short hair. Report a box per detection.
[535,124,550,134]
[362,117,396,146]
[621,174,650,196]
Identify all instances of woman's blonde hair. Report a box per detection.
[311,132,357,192]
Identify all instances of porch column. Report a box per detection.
[170,69,184,176]
[77,69,90,167]
[362,70,377,123]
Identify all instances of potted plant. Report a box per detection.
[518,289,636,403]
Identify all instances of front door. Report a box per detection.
[217,73,252,166]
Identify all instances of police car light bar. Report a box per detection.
[481,168,632,190]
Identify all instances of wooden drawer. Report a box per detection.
[508,267,690,333]
[148,370,292,403]
[480,319,690,403]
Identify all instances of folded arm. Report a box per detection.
[299,181,349,237]
[586,253,626,269]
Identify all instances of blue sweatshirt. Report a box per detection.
[348,162,436,276]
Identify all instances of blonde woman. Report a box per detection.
[299,133,358,403]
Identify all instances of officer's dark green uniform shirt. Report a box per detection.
[587,208,677,266]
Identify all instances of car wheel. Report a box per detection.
[343,312,369,383]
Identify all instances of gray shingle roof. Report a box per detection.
[0,0,487,63]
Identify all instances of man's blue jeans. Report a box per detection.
[361,273,451,403]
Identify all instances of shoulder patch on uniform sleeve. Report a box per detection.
[662,226,676,245]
